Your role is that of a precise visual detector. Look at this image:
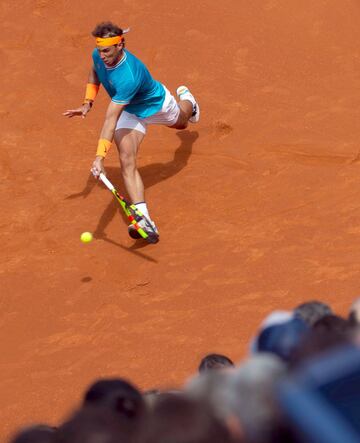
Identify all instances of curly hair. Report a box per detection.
[91,21,123,38]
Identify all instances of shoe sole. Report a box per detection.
[128,225,159,242]
[128,227,142,239]
[189,102,200,123]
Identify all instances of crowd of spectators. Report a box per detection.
[10,299,360,443]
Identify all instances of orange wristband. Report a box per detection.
[96,138,112,158]
[84,83,100,103]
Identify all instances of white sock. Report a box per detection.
[135,202,150,219]
[179,91,196,107]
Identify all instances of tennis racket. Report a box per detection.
[99,173,159,244]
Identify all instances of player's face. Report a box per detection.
[97,43,123,66]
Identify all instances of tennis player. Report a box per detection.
[63,22,199,239]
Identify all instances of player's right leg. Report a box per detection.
[114,127,158,239]
[114,128,145,203]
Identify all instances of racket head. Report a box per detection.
[127,205,159,243]
[107,183,159,244]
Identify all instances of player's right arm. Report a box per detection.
[63,66,100,118]
[91,101,125,178]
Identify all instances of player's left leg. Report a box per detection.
[169,99,193,130]
[170,85,200,129]
[143,85,200,130]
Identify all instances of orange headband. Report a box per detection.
[96,35,123,47]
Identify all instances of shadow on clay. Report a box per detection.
[65,130,198,254]
[101,236,158,263]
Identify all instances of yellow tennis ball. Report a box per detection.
[80,231,93,243]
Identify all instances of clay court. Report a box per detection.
[1,0,360,438]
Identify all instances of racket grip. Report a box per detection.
[99,173,114,191]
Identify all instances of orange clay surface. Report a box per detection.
[1,0,360,439]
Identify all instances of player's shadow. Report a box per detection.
[66,130,198,253]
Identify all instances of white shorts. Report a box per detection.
[115,86,180,135]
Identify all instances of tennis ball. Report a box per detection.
[80,231,93,243]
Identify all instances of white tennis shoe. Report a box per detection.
[176,85,200,123]
[128,218,159,240]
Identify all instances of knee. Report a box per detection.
[172,109,189,130]
[171,118,188,130]
[119,150,136,173]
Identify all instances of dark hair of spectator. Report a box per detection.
[289,329,353,368]
[198,354,234,373]
[294,301,333,326]
[348,310,359,327]
[92,22,123,38]
[312,314,353,335]
[142,394,234,443]
[83,378,145,419]
[348,297,360,327]
[54,406,138,443]
[10,425,56,443]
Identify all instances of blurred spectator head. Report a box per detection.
[250,310,293,353]
[313,314,353,335]
[226,354,287,443]
[259,310,293,328]
[294,300,333,326]
[254,316,309,362]
[144,389,183,410]
[10,425,56,443]
[143,389,161,409]
[186,354,287,443]
[141,393,234,443]
[54,406,138,443]
[199,354,234,373]
[290,328,353,368]
[83,378,145,419]
[349,297,360,326]
[185,371,244,441]
[278,344,360,443]
[185,370,235,423]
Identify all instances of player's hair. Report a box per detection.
[92,21,123,38]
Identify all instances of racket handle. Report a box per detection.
[99,173,114,191]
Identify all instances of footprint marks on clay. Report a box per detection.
[213,120,233,139]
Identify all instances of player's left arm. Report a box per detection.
[63,65,100,118]
[91,101,125,177]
